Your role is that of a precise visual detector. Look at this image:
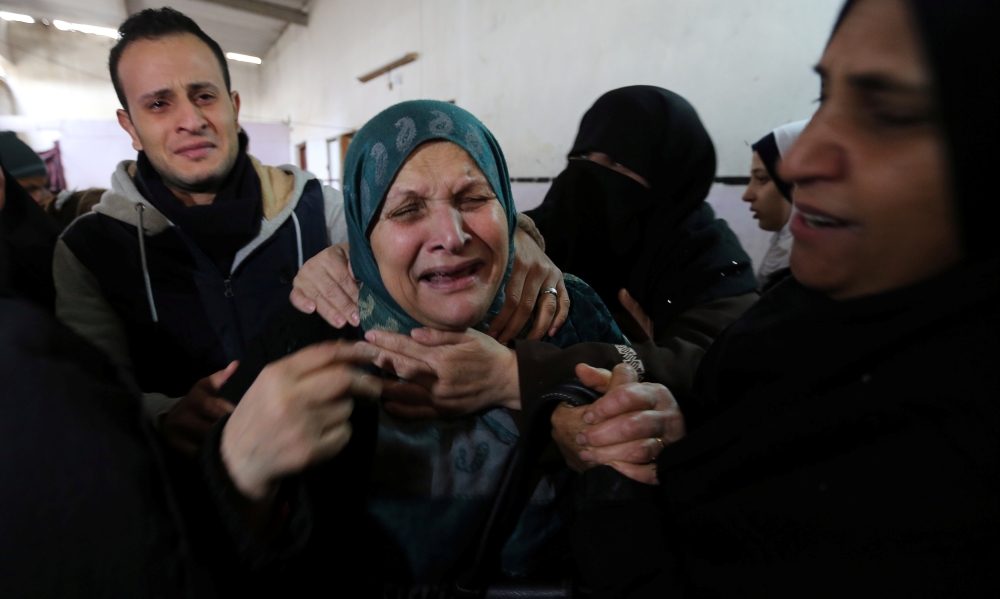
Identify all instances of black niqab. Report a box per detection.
[134,130,262,275]
[526,86,756,326]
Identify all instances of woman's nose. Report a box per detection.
[742,186,755,202]
[427,206,471,253]
[780,116,845,185]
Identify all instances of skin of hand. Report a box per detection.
[220,341,382,502]
[487,228,571,343]
[288,230,570,342]
[617,288,654,343]
[361,327,520,418]
[550,362,685,485]
[289,242,361,328]
[161,361,239,457]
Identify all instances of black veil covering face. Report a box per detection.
[526,86,755,328]
[0,164,60,310]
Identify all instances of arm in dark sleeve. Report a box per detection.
[515,340,626,416]
[197,415,312,570]
[515,292,758,414]
[638,291,759,398]
[567,467,685,598]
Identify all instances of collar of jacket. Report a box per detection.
[90,156,316,272]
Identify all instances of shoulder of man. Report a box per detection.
[251,157,347,245]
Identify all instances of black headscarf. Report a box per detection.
[526,86,756,326]
[0,164,60,311]
[749,120,808,202]
[134,130,262,275]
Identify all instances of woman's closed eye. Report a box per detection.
[458,195,494,210]
[387,201,422,221]
[866,101,934,127]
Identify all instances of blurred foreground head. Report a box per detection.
[781,0,998,299]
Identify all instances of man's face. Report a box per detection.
[17,174,54,206]
[116,34,240,196]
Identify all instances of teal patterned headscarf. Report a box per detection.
[344,100,517,334]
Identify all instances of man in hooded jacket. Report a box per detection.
[54,8,347,454]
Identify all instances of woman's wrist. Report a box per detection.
[498,347,522,411]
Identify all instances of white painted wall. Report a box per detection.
[248,0,843,179]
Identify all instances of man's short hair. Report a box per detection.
[109,7,231,112]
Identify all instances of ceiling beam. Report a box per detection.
[358,53,419,83]
[196,0,309,26]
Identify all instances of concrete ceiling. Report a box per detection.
[0,0,310,59]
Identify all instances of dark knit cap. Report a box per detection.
[0,132,47,180]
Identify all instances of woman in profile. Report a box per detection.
[570,0,1000,596]
[742,120,807,291]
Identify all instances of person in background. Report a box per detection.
[743,120,809,291]
[53,8,350,456]
[0,162,60,311]
[526,86,758,347]
[47,187,105,229]
[0,131,55,207]
[567,0,1000,594]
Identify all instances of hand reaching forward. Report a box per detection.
[219,342,382,501]
[550,362,684,485]
[162,361,239,457]
[362,327,520,418]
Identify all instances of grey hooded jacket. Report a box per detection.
[55,157,346,420]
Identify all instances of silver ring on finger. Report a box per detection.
[539,287,558,298]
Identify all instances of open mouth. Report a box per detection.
[418,261,484,288]
[799,211,852,229]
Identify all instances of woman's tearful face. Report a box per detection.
[369,141,509,331]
